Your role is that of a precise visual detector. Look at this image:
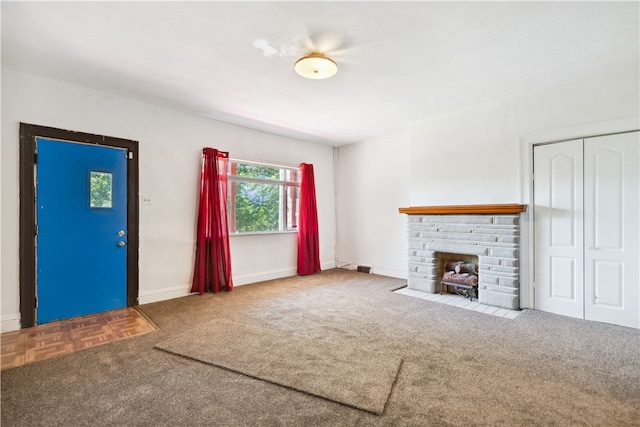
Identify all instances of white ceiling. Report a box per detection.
[2,1,638,146]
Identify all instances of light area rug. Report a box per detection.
[154,319,402,415]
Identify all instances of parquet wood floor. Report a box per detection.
[1,307,158,370]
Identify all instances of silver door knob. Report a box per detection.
[118,230,125,237]
[117,241,126,247]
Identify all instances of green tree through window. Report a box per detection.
[235,181,279,232]
[90,171,113,208]
[228,161,299,233]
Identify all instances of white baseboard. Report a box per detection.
[139,261,339,303]
[233,261,337,286]
[321,261,337,271]
[371,266,408,279]
[1,314,21,333]
[233,268,297,286]
[138,285,192,305]
[334,261,407,279]
[335,260,357,270]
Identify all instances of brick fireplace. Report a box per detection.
[399,204,527,310]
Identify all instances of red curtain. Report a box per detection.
[191,148,233,294]
[297,163,321,275]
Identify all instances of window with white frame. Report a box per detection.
[227,159,300,233]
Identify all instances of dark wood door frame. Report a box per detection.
[19,123,139,328]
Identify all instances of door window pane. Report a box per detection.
[90,171,113,208]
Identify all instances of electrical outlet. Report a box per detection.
[142,195,152,205]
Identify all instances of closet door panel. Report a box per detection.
[584,132,639,328]
[534,140,584,318]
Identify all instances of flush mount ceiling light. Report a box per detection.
[294,53,338,79]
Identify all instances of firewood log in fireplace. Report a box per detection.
[442,271,478,287]
[444,261,478,275]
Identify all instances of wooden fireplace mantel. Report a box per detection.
[398,204,527,215]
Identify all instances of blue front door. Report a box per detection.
[36,137,128,324]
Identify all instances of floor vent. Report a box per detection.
[356,265,371,273]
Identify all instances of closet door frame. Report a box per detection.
[519,118,639,311]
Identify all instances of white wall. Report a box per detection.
[335,131,411,278]
[1,68,336,331]
[335,65,639,288]
[410,66,639,206]
[410,101,519,205]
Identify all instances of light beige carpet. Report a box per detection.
[154,318,402,415]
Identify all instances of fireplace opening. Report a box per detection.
[437,253,479,301]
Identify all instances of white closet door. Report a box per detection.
[534,139,584,319]
[584,132,639,328]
